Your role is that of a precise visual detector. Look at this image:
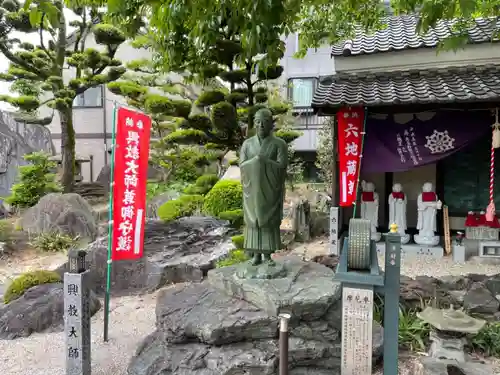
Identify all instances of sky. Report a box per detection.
[0,9,79,110]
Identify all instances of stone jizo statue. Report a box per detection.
[360,181,381,242]
[388,183,410,244]
[240,108,288,267]
[415,182,442,246]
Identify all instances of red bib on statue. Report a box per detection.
[422,192,436,202]
[362,192,374,202]
[392,192,404,200]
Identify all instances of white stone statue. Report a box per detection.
[415,182,442,246]
[388,183,410,244]
[360,181,381,242]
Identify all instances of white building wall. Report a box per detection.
[280,34,333,151]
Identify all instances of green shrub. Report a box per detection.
[158,194,204,222]
[6,151,62,208]
[147,181,187,199]
[183,174,219,195]
[215,249,249,268]
[373,298,430,352]
[0,219,14,243]
[4,270,61,304]
[196,174,219,188]
[203,180,242,217]
[397,307,430,351]
[219,209,244,228]
[146,182,170,198]
[29,232,79,253]
[231,234,244,249]
[469,322,500,357]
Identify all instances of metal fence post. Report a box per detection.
[383,224,402,375]
[279,312,291,375]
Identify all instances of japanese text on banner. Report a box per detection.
[337,107,364,207]
[111,108,152,261]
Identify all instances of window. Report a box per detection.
[288,78,316,108]
[73,86,103,107]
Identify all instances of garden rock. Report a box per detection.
[146,191,181,219]
[0,282,100,340]
[0,111,53,198]
[21,193,98,242]
[73,182,107,199]
[463,282,500,315]
[128,256,383,375]
[55,216,235,296]
[415,357,492,375]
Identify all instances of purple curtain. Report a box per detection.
[361,110,493,173]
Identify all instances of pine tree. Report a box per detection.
[0,0,128,191]
[108,52,222,182]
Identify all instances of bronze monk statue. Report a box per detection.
[240,108,288,266]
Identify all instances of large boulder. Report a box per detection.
[128,257,383,375]
[21,193,98,242]
[146,191,181,219]
[0,283,100,339]
[0,111,53,198]
[55,216,235,296]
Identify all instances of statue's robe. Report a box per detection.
[388,192,407,233]
[417,191,438,234]
[240,134,288,253]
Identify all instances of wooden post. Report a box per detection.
[443,205,451,255]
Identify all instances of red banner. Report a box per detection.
[111,107,152,261]
[337,107,364,207]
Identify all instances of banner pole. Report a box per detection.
[104,102,118,342]
[351,107,368,219]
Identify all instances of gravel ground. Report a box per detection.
[3,240,500,375]
[0,293,156,375]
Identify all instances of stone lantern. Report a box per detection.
[417,305,485,363]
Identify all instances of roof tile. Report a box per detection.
[331,15,499,57]
[311,65,500,109]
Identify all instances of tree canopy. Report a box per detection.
[2,0,128,191]
[107,51,221,183]
[102,0,499,59]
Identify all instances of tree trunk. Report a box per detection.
[59,108,76,193]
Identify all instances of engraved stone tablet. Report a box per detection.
[341,285,374,375]
[330,207,339,255]
[64,271,91,375]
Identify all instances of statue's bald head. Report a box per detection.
[255,108,274,138]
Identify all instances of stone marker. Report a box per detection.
[341,285,373,374]
[64,250,91,375]
[329,207,339,255]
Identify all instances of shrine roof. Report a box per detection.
[331,15,499,57]
[311,65,500,111]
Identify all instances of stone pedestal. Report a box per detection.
[429,330,466,362]
[127,257,384,375]
[452,244,466,263]
[415,357,493,375]
[414,233,440,247]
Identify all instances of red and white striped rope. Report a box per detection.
[491,129,495,203]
